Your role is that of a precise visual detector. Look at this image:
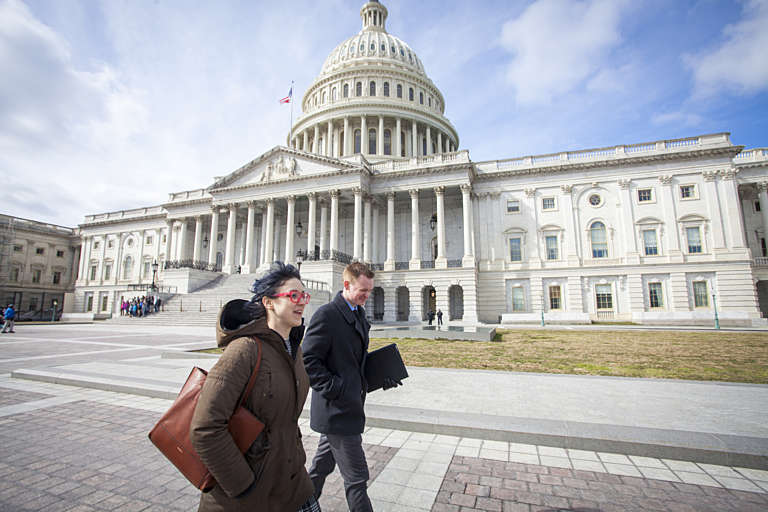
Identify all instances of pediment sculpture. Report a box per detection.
[259,156,298,182]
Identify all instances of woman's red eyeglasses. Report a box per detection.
[272,290,311,304]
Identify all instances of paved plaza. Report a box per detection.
[0,323,767,511]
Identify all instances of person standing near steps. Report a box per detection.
[303,262,401,511]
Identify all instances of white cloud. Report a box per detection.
[651,111,704,127]
[685,0,768,97]
[499,0,629,105]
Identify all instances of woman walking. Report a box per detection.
[190,262,319,511]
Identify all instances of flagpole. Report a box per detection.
[289,80,294,148]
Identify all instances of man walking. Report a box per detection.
[437,309,443,327]
[303,262,399,511]
[2,304,16,333]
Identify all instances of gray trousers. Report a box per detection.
[309,433,372,512]
[1,319,13,332]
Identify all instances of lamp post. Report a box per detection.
[151,259,159,293]
[712,293,720,330]
[296,249,304,272]
[52,299,58,322]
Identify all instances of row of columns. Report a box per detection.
[78,228,165,286]
[293,115,456,158]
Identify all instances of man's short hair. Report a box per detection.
[343,262,375,282]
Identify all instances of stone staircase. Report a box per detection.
[108,273,329,326]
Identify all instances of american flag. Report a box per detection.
[279,87,292,104]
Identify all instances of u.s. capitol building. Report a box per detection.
[71,1,768,326]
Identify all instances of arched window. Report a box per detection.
[331,88,337,101]
[343,83,349,98]
[409,87,414,101]
[356,82,362,96]
[590,222,608,258]
[122,256,133,280]
[321,91,326,104]
[383,129,391,155]
[354,129,361,153]
[419,92,424,104]
[369,81,376,96]
[428,97,432,107]
[397,84,402,98]
[383,82,390,97]
[422,137,427,156]
[368,128,376,154]
[401,131,406,156]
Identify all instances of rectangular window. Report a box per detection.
[53,271,61,284]
[549,286,562,310]
[509,238,522,262]
[648,282,663,308]
[86,295,94,312]
[595,284,613,310]
[637,188,653,202]
[32,269,41,283]
[13,244,22,252]
[29,297,38,311]
[10,267,20,282]
[511,287,525,312]
[545,235,559,260]
[93,241,100,249]
[542,197,556,210]
[643,229,658,256]
[143,261,151,278]
[89,265,97,280]
[108,239,114,249]
[145,236,153,245]
[35,247,44,255]
[686,227,702,253]
[104,264,111,281]
[162,234,167,244]
[693,281,709,307]
[762,238,767,258]
[680,185,695,199]
[56,250,64,258]
[101,295,109,312]
[506,200,520,213]
[756,200,762,212]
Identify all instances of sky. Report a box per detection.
[2,0,767,228]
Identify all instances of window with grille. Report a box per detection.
[542,197,555,210]
[545,236,558,260]
[101,295,109,312]
[343,84,349,98]
[686,227,702,253]
[643,229,658,256]
[549,286,561,310]
[53,271,61,284]
[354,129,361,153]
[13,245,22,252]
[590,222,608,258]
[146,236,153,245]
[762,238,767,257]
[356,82,362,96]
[396,84,402,98]
[409,87,414,101]
[35,247,44,255]
[693,281,709,307]
[680,185,695,199]
[509,238,522,262]
[755,200,761,212]
[648,282,663,308]
[368,129,376,154]
[637,188,653,202]
[369,81,376,96]
[383,129,391,155]
[383,82,390,97]
[419,91,424,104]
[104,264,111,281]
[32,269,41,283]
[56,250,64,257]
[595,284,613,310]
[507,200,520,213]
[511,287,525,311]
[90,265,97,280]
[143,261,150,278]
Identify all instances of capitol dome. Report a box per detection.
[289,1,459,160]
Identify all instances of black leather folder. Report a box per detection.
[365,343,408,392]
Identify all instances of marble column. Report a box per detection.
[307,192,317,259]
[659,176,682,256]
[353,188,362,260]
[385,192,395,270]
[377,116,384,155]
[262,199,275,268]
[372,200,379,264]
[409,189,421,268]
[343,117,349,156]
[617,180,638,261]
[363,195,372,262]
[411,120,418,157]
[361,116,367,155]
[258,208,268,267]
[703,171,726,250]
[330,190,339,253]
[177,219,188,261]
[461,184,474,264]
[164,220,173,263]
[285,195,296,263]
[303,131,308,152]
[435,186,447,267]
[395,118,402,158]
[313,125,319,154]
[560,185,579,264]
[327,121,333,157]
[437,132,443,154]
[208,209,219,266]
[223,204,237,273]
[77,235,88,283]
[319,198,328,257]
[193,216,203,262]
[759,183,768,246]
[243,202,256,273]
[426,125,433,155]
[720,169,747,248]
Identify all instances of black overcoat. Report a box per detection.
[302,291,370,435]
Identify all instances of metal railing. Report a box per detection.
[127,283,178,294]
[753,257,768,267]
[164,259,222,272]
[420,260,435,269]
[395,261,409,270]
[596,310,615,321]
[370,263,384,271]
[447,259,462,268]
[318,250,353,264]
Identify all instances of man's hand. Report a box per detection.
[382,377,402,390]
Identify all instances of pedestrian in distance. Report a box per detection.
[303,262,402,512]
[2,304,16,333]
[427,309,435,325]
[190,261,320,512]
[437,309,443,327]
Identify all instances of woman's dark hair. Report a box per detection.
[245,261,302,317]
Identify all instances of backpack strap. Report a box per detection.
[239,337,263,408]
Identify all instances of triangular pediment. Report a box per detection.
[209,146,358,190]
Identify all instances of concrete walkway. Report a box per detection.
[12,351,768,470]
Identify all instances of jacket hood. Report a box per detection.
[216,299,272,348]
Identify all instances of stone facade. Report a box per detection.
[70,1,768,326]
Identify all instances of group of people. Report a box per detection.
[120,296,161,317]
[427,308,444,326]
[189,261,401,511]
[1,304,16,333]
